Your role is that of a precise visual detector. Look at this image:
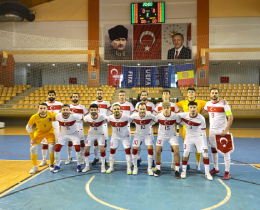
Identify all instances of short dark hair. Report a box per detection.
[61,104,70,109]
[173,33,184,40]
[89,104,98,110]
[38,102,48,108]
[138,102,147,109]
[210,88,219,93]
[96,89,103,93]
[188,101,197,107]
[113,104,121,109]
[119,90,126,95]
[162,90,170,94]
[187,87,195,92]
[140,90,148,96]
[70,92,80,98]
[48,90,56,96]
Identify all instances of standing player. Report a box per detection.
[82,104,107,173]
[130,103,156,175]
[154,102,181,178]
[178,102,213,180]
[52,104,84,173]
[90,89,111,165]
[154,90,180,170]
[201,88,233,180]
[175,87,206,171]
[40,90,63,167]
[110,90,135,166]
[106,104,132,174]
[66,93,89,165]
[26,103,56,174]
[134,90,155,167]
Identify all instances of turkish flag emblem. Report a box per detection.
[215,134,234,155]
[48,118,52,122]
[107,65,122,86]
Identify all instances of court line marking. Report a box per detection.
[86,175,129,210]
[201,179,231,210]
[0,166,49,198]
[251,164,260,170]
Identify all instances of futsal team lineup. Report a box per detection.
[26,87,233,180]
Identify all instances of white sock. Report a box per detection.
[132,154,137,167]
[182,164,187,172]
[55,152,61,167]
[197,162,200,167]
[156,164,161,170]
[137,147,141,159]
[211,152,219,170]
[171,152,175,163]
[175,165,180,172]
[110,153,116,168]
[80,147,85,160]
[224,154,230,172]
[76,152,81,166]
[126,154,131,168]
[101,156,105,166]
[204,164,209,174]
[94,146,99,159]
[148,155,153,169]
[42,148,48,161]
[67,146,72,159]
[84,155,89,167]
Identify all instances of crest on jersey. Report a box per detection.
[48,118,52,122]
[215,134,234,155]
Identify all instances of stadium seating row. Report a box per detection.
[180,84,259,90]
[181,89,260,94]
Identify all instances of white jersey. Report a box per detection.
[178,112,206,138]
[154,112,181,137]
[70,103,89,119]
[204,100,231,130]
[83,114,107,136]
[45,101,63,113]
[154,102,180,114]
[56,113,83,135]
[135,101,155,115]
[111,101,135,116]
[91,100,111,116]
[107,114,132,138]
[130,113,155,136]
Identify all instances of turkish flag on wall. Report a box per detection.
[107,65,122,86]
[133,24,161,60]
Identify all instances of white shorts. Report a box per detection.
[132,135,153,147]
[209,129,229,148]
[156,135,179,147]
[103,123,108,140]
[110,136,131,149]
[86,135,105,147]
[183,136,207,153]
[76,123,84,141]
[41,121,60,144]
[56,131,80,146]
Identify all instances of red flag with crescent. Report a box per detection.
[107,65,122,86]
[133,24,161,60]
[215,134,234,155]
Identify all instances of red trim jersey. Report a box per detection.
[130,113,156,136]
[45,101,63,113]
[70,103,89,117]
[111,101,135,116]
[135,101,155,115]
[204,100,231,130]
[178,112,206,138]
[55,113,83,135]
[154,102,180,114]
[83,114,107,135]
[91,100,111,116]
[154,112,181,137]
[107,114,132,138]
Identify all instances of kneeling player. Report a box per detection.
[26,103,56,174]
[52,104,84,173]
[130,102,155,176]
[106,104,132,174]
[178,102,213,181]
[154,102,181,178]
[82,104,107,173]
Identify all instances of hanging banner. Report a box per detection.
[121,66,138,88]
[158,65,175,88]
[176,63,194,86]
[140,66,156,87]
[107,65,122,86]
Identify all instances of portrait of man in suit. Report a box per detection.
[167,33,192,59]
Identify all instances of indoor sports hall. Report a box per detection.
[0,0,259,210]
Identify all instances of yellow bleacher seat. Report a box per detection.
[237,105,244,109]
[12,105,17,109]
[245,101,252,105]
[0,100,4,104]
[17,105,24,109]
[28,105,35,109]
[5,97,10,100]
[29,97,34,100]
[18,100,24,104]
[34,100,40,104]
[234,97,240,100]
[228,101,234,105]
[24,105,29,109]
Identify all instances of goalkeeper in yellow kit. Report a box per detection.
[176,87,206,171]
[26,103,57,174]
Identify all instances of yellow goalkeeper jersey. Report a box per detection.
[176,99,207,113]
